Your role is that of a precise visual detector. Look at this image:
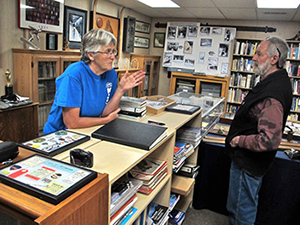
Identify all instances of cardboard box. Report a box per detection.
[141,95,175,114]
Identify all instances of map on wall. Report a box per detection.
[162,22,236,77]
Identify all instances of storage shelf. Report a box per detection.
[171,175,195,196]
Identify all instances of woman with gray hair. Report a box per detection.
[43,29,145,134]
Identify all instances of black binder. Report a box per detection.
[165,103,200,114]
[91,118,167,150]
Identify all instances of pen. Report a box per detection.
[148,120,165,126]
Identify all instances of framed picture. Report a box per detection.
[154,32,165,48]
[134,36,150,49]
[19,0,64,33]
[64,6,87,49]
[135,20,151,34]
[90,13,120,43]
[123,16,136,52]
[46,33,58,50]
[0,154,97,204]
[19,130,90,156]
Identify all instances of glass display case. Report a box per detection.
[168,92,225,139]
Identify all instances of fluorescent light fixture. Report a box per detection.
[138,0,180,8]
[257,0,300,9]
[20,4,35,9]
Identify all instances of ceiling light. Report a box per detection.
[257,0,300,9]
[137,0,180,8]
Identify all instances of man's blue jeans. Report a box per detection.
[227,161,263,225]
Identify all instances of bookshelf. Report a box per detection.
[286,40,300,122]
[225,38,260,115]
[54,107,203,224]
[12,49,81,135]
[226,39,300,122]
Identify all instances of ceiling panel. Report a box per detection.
[172,0,216,8]
[157,8,197,18]
[257,9,297,21]
[187,8,226,19]
[292,10,300,21]
[220,8,257,20]
[211,0,256,8]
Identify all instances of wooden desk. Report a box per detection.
[0,103,38,142]
[0,148,109,225]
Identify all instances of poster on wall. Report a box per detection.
[162,22,236,77]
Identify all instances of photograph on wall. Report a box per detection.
[200,26,210,36]
[200,38,212,47]
[218,43,229,57]
[208,57,218,71]
[199,52,205,64]
[154,32,165,48]
[221,62,229,74]
[163,52,173,66]
[19,0,64,33]
[212,27,222,35]
[173,55,184,63]
[167,26,177,39]
[184,58,195,67]
[188,25,198,37]
[184,41,193,54]
[177,26,187,38]
[167,42,179,51]
[224,28,235,41]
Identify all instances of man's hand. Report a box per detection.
[230,136,240,148]
[104,108,121,123]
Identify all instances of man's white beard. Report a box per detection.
[253,58,272,80]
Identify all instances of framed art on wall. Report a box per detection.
[90,13,120,43]
[19,0,64,33]
[135,20,150,34]
[46,33,58,50]
[134,36,150,49]
[154,32,165,48]
[64,6,87,49]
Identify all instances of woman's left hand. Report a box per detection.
[118,70,145,93]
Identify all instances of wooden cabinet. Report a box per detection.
[0,103,38,142]
[116,68,143,98]
[0,148,109,225]
[169,72,229,99]
[12,49,81,134]
[130,54,161,97]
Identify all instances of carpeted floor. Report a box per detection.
[183,208,229,225]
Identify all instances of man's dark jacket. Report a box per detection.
[225,69,292,176]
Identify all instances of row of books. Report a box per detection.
[118,96,147,120]
[38,104,51,131]
[288,113,300,121]
[176,126,201,147]
[227,88,248,103]
[38,82,55,103]
[173,142,194,173]
[225,104,239,114]
[291,97,300,112]
[38,61,57,78]
[110,176,143,225]
[129,158,168,195]
[286,61,300,76]
[291,79,300,95]
[232,58,254,72]
[233,40,259,56]
[229,73,256,89]
[287,43,300,59]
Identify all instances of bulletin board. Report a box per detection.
[162,22,236,76]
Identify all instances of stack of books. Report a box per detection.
[176,126,202,147]
[129,158,168,195]
[177,163,200,178]
[169,193,180,212]
[168,209,186,225]
[118,96,147,119]
[110,177,143,225]
[146,202,169,225]
[173,142,194,173]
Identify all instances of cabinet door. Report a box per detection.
[60,56,81,74]
[33,55,60,133]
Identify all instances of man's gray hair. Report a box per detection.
[264,36,289,69]
[81,29,117,64]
